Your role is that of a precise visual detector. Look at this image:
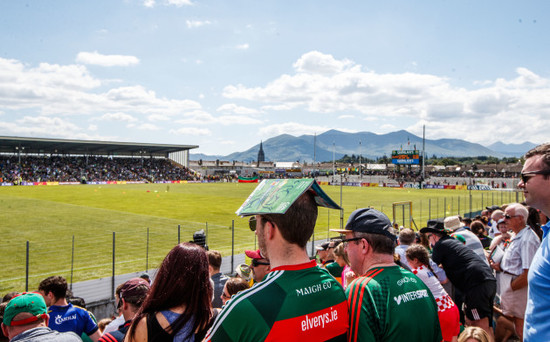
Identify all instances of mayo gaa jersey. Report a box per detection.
[205,260,349,342]
[346,266,441,342]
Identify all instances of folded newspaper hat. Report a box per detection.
[236,179,341,217]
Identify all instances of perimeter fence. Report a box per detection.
[0,188,523,296]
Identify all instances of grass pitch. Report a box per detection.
[0,182,520,294]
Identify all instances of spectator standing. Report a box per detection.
[421,219,496,340]
[1,292,81,342]
[445,216,489,265]
[520,143,550,341]
[38,276,100,341]
[220,278,249,306]
[490,203,540,340]
[206,181,349,341]
[406,244,460,342]
[206,250,228,309]
[99,278,150,342]
[488,210,505,239]
[334,208,441,342]
[125,243,212,342]
[244,249,271,283]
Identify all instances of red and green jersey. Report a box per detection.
[205,260,349,342]
[346,266,441,342]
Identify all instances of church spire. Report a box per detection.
[257,141,265,163]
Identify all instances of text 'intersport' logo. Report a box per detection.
[393,289,429,305]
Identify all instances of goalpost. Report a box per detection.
[392,201,418,230]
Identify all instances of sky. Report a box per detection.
[0,0,549,156]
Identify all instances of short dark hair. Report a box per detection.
[525,143,550,174]
[225,277,250,297]
[355,231,395,255]
[261,192,318,248]
[207,250,222,270]
[398,228,415,245]
[39,275,68,300]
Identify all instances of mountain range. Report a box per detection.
[191,129,537,162]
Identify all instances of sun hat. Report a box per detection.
[3,292,48,326]
[331,208,397,242]
[443,216,464,231]
[235,264,252,281]
[419,219,450,235]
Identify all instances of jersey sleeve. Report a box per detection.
[82,309,99,336]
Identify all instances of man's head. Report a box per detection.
[207,250,223,275]
[332,208,397,275]
[419,219,447,248]
[1,293,49,340]
[443,215,464,232]
[491,210,504,223]
[315,242,330,263]
[519,143,550,216]
[118,278,150,320]
[253,192,318,257]
[398,228,416,246]
[245,249,271,283]
[504,203,528,233]
[38,276,67,306]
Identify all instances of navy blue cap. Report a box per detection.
[331,208,396,242]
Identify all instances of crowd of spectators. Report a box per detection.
[0,156,197,183]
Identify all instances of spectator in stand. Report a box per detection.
[490,203,540,341]
[488,210,505,238]
[38,276,100,341]
[485,205,502,237]
[1,292,81,342]
[99,278,150,342]
[445,216,489,265]
[97,319,112,335]
[421,219,496,340]
[519,143,550,341]
[470,221,492,249]
[206,250,228,309]
[206,188,349,341]
[244,249,271,284]
[126,243,212,342]
[332,243,351,288]
[334,208,442,342]
[315,242,331,265]
[406,244,460,342]
[458,326,491,342]
[325,239,344,282]
[102,284,125,335]
[220,278,249,306]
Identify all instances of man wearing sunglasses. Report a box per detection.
[333,208,441,342]
[520,143,550,342]
[490,203,540,341]
[206,191,349,341]
[244,249,271,283]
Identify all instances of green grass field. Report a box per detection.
[0,182,522,294]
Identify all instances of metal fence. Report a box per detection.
[0,188,523,296]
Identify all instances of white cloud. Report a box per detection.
[88,124,98,131]
[147,114,170,121]
[143,0,155,7]
[222,51,550,144]
[259,122,333,138]
[186,20,211,29]
[218,115,263,125]
[0,116,95,140]
[216,103,261,115]
[136,123,161,131]
[236,43,249,50]
[76,51,140,67]
[166,0,193,6]
[175,110,217,125]
[170,127,211,136]
[338,114,355,119]
[99,112,138,123]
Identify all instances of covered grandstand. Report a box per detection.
[0,136,198,166]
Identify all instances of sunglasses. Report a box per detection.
[248,216,257,232]
[251,259,270,267]
[341,237,363,247]
[521,170,550,183]
[504,214,521,220]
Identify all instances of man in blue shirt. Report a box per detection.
[38,276,100,341]
[519,143,550,341]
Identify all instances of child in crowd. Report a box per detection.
[406,244,460,342]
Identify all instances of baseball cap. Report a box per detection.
[245,249,263,260]
[486,205,501,211]
[3,292,48,326]
[331,208,397,242]
[315,242,330,251]
[120,278,150,302]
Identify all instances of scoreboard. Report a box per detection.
[392,150,420,165]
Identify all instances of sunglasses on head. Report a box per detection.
[251,259,270,267]
[521,170,550,183]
